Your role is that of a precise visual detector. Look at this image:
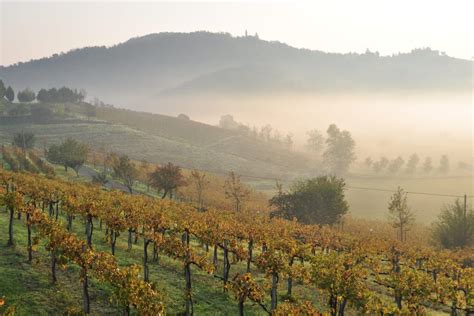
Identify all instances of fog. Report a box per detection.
[147,92,473,163]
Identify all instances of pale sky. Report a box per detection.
[0,0,473,66]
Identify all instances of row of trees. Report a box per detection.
[99,153,252,214]
[364,154,454,174]
[0,80,86,103]
[37,87,86,103]
[219,115,294,149]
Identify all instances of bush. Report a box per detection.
[432,199,474,249]
[270,176,349,225]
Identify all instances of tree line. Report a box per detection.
[0,80,85,103]
[219,116,358,176]
[218,115,294,149]
[362,154,472,175]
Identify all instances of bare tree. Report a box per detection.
[191,170,209,211]
[388,187,415,242]
[224,171,250,212]
[306,129,324,153]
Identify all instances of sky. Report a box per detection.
[0,0,473,66]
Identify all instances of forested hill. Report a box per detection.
[0,32,471,109]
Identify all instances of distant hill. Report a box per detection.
[0,32,471,111]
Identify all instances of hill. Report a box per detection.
[0,102,311,179]
[0,32,471,112]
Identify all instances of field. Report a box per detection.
[2,169,470,315]
[248,174,473,225]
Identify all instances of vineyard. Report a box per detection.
[0,169,473,315]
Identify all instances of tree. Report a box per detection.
[372,161,382,173]
[177,113,190,120]
[138,159,152,191]
[36,89,49,103]
[224,171,250,212]
[13,132,36,152]
[62,138,88,175]
[438,155,449,174]
[270,176,348,225]
[190,170,209,211]
[259,125,273,142]
[432,199,474,249]
[380,157,389,168]
[149,162,186,199]
[422,157,433,173]
[388,157,405,173]
[46,138,88,176]
[0,80,5,100]
[46,144,63,167]
[364,157,373,168]
[322,124,356,175]
[83,103,96,121]
[306,129,324,153]
[219,115,239,129]
[112,155,138,194]
[283,133,293,149]
[405,154,420,174]
[5,86,14,102]
[388,187,415,242]
[17,88,36,103]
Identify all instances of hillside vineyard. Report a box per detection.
[1,170,472,315]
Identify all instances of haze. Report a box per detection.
[1,0,473,66]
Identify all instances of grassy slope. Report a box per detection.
[0,105,309,179]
